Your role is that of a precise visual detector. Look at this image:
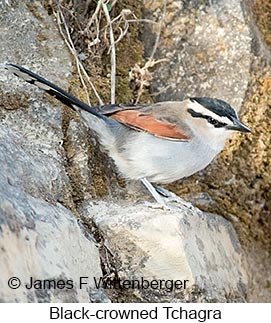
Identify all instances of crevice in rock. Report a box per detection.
[60,103,127,301]
[77,214,126,302]
[59,106,81,215]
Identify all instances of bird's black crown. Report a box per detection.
[190,97,238,120]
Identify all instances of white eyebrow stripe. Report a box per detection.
[188,100,233,125]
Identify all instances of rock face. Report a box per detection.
[0,0,269,303]
[0,170,103,302]
[0,0,104,303]
[143,0,252,110]
[82,201,247,302]
[143,0,271,302]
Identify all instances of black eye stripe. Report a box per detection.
[187,108,203,118]
[207,117,227,128]
[187,108,227,128]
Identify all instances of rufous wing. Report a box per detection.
[110,110,190,141]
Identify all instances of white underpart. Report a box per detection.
[76,105,232,184]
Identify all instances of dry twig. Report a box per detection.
[129,59,168,104]
[57,5,104,106]
[101,0,116,104]
[149,0,167,61]
[83,0,102,35]
[129,0,168,103]
[56,0,166,106]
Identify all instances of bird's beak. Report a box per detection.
[227,118,251,133]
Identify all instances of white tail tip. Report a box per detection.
[0,63,8,69]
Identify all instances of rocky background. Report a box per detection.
[0,0,270,302]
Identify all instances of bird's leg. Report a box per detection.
[140,178,193,210]
[140,178,170,209]
[154,185,193,209]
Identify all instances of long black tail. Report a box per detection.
[2,63,107,120]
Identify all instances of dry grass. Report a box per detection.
[42,0,168,105]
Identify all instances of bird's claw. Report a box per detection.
[154,186,194,209]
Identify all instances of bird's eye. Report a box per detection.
[207,117,219,126]
[207,117,226,128]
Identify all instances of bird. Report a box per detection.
[1,63,251,208]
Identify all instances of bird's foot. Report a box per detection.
[140,178,193,211]
[139,200,172,211]
[154,186,194,209]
